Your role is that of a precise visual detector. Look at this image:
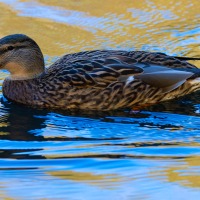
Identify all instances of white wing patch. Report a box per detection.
[125,76,135,85]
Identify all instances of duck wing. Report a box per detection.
[59,57,143,87]
[45,52,197,92]
[104,55,197,92]
[134,63,194,93]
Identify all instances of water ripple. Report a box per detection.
[0,0,200,199]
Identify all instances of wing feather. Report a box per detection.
[57,57,144,87]
[135,63,194,93]
[45,51,199,92]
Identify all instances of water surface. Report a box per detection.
[0,0,200,199]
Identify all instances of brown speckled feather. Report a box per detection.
[2,49,200,110]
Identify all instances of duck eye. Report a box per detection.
[7,46,14,51]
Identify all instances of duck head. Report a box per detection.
[0,34,45,80]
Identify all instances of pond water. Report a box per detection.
[0,0,200,199]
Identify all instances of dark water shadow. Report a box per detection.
[147,92,200,116]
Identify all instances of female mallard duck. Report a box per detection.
[0,34,200,110]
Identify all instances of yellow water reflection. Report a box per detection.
[0,2,96,56]
[47,170,124,189]
[38,0,200,24]
[0,185,15,200]
[165,156,200,188]
[151,156,200,188]
[37,0,200,57]
[0,0,199,59]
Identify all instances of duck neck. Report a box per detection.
[6,62,45,80]
[3,77,39,106]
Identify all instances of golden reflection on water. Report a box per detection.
[47,170,123,188]
[0,187,15,200]
[0,0,199,57]
[165,156,200,188]
[151,156,200,188]
[38,0,199,17]
[0,3,97,56]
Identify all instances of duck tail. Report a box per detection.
[174,56,200,61]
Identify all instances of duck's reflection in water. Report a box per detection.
[0,99,48,141]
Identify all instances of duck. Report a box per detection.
[0,34,200,111]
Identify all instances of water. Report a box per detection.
[0,0,200,199]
